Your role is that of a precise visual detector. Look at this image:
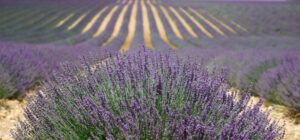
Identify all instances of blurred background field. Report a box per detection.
[0,0,299,139]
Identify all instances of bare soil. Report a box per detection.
[249,96,300,140]
[0,91,299,140]
[0,97,26,140]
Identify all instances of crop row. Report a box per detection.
[188,2,300,36]
[0,41,118,99]
[0,0,249,51]
[179,48,300,112]
[1,40,299,114]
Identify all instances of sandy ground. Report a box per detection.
[0,91,299,139]
[0,95,29,140]
[248,96,300,140]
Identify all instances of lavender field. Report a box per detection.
[0,0,299,139]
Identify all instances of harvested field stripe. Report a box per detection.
[188,7,226,37]
[152,0,157,4]
[67,11,89,30]
[35,10,67,29]
[122,0,127,4]
[120,0,138,52]
[82,7,108,34]
[198,8,238,34]
[93,6,119,38]
[179,8,213,38]
[169,6,198,38]
[116,0,121,3]
[199,8,248,33]
[34,15,59,29]
[147,0,178,50]
[101,0,132,47]
[160,5,184,40]
[224,16,249,33]
[56,13,75,28]
[141,0,154,49]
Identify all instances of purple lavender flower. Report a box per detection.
[12,48,284,139]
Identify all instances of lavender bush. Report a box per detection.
[257,57,300,112]
[12,48,284,139]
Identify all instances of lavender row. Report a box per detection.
[179,48,300,112]
[12,48,284,139]
[257,57,300,112]
[0,42,116,99]
[160,1,300,36]
[0,1,114,43]
[1,1,299,47]
[200,2,300,36]
[0,0,116,7]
